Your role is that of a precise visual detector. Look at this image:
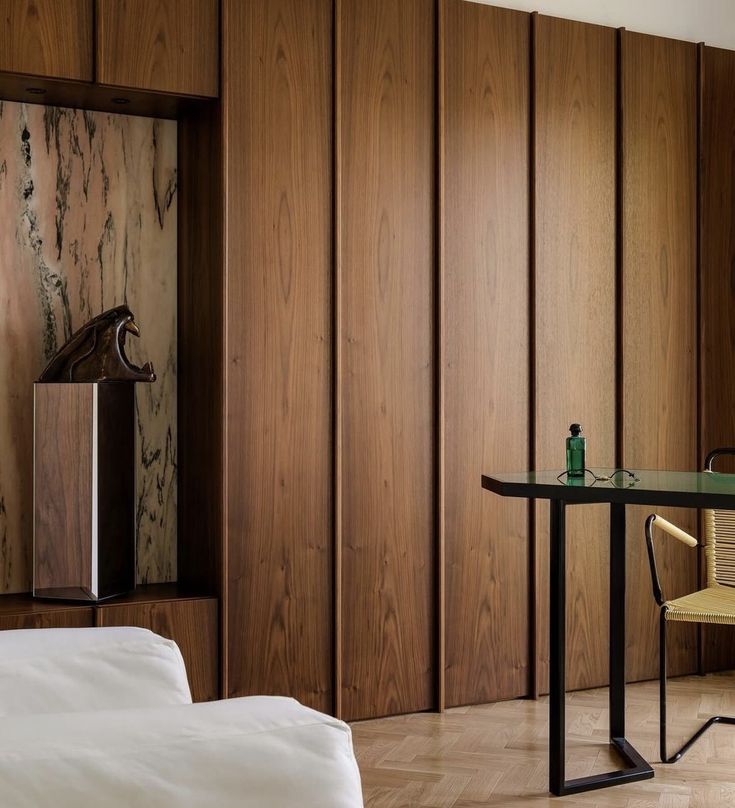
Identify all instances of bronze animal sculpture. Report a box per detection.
[38,306,156,383]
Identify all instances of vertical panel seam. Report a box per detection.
[696,41,704,674]
[332,0,343,722]
[435,0,445,715]
[528,10,538,701]
[220,0,230,701]
[615,28,624,471]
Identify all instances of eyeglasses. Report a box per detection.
[556,468,641,487]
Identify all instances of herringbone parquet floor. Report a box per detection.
[352,672,735,807]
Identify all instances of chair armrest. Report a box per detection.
[705,447,735,471]
[645,514,698,607]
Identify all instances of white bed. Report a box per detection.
[0,627,364,807]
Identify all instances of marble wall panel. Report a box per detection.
[0,101,177,593]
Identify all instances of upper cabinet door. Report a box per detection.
[0,0,93,80]
[96,0,219,97]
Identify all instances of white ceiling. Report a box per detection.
[467,0,735,50]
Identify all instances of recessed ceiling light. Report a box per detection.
[112,97,130,105]
[26,87,46,95]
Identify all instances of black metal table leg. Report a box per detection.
[609,502,626,739]
[549,499,566,795]
[547,501,654,796]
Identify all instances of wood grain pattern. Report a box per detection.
[353,672,735,805]
[442,0,530,708]
[699,45,735,674]
[95,0,218,97]
[96,597,218,702]
[338,0,435,721]
[621,31,698,681]
[33,384,92,594]
[534,15,616,694]
[0,0,93,80]
[223,0,333,713]
[0,608,93,631]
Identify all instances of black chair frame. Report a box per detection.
[647,448,735,764]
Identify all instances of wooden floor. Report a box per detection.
[352,672,735,807]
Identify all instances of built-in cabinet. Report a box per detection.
[0,0,218,97]
[621,31,699,683]
[96,594,219,703]
[221,0,334,715]
[96,0,219,96]
[0,0,93,80]
[221,0,735,719]
[0,0,222,709]
[337,0,436,722]
[0,588,218,702]
[533,14,617,695]
[442,0,531,708]
[3,0,735,724]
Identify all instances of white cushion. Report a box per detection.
[0,696,364,808]
[0,626,192,716]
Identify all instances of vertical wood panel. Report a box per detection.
[0,0,93,81]
[442,0,530,707]
[534,15,616,693]
[622,31,698,681]
[223,0,333,713]
[338,0,435,721]
[699,45,735,673]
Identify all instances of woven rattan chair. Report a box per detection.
[645,448,735,763]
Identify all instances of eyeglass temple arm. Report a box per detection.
[645,514,698,607]
[705,447,735,471]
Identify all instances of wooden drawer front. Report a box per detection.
[0,0,93,80]
[0,608,94,631]
[96,598,218,702]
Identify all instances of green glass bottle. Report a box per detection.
[566,423,586,477]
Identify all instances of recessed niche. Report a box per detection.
[0,101,177,594]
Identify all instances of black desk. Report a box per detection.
[482,468,735,796]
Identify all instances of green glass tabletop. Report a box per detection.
[482,468,735,508]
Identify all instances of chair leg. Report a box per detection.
[660,609,735,764]
[660,609,670,763]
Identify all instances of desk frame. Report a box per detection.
[548,500,653,795]
[482,469,735,796]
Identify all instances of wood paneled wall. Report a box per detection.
[699,45,735,673]
[223,0,334,713]
[441,0,530,708]
[533,14,617,694]
[220,0,735,720]
[337,0,436,722]
[621,31,699,681]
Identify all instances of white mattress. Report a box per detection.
[0,696,364,807]
[0,626,192,715]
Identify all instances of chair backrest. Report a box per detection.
[705,509,735,588]
[704,448,735,589]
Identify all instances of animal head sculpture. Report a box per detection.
[38,306,156,383]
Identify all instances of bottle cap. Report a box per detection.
[569,423,582,436]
